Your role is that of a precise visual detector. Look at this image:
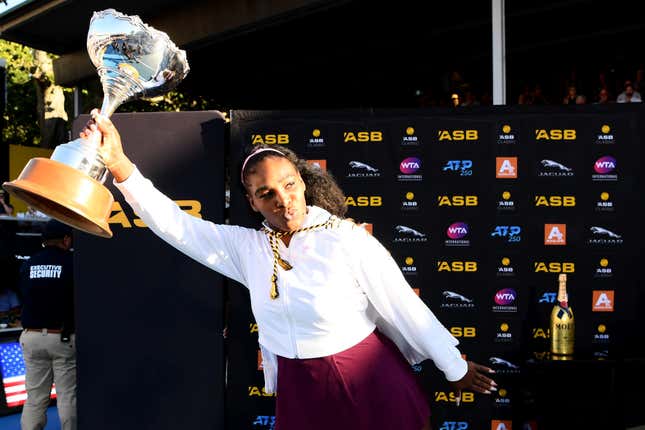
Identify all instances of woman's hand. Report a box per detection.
[79,109,134,182]
[450,361,497,404]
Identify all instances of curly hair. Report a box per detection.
[240,144,347,218]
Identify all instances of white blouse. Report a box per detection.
[115,168,468,392]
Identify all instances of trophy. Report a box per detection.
[2,9,189,238]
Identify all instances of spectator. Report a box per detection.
[563,84,578,105]
[616,80,642,103]
[594,88,613,104]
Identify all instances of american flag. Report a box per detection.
[0,341,56,408]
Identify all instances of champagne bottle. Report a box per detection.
[550,274,575,356]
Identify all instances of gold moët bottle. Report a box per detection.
[550,274,575,357]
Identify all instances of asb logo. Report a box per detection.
[592,156,618,181]
[594,258,613,278]
[442,160,473,176]
[109,201,202,228]
[398,157,423,181]
[493,288,518,312]
[434,391,474,403]
[450,327,477,337]
[347,160,380,178]
[534,195,576,207]
[401,126,420,146]
[534,261,575,273]
[534,128,576,140]
[497,191,516,211]
[437,195,478,207]
[497,124,517,144]
[307,128,325,148]
[494,388,511,406]
[345,195,382,207]
[445,222,470,247]
[402,191,420,211]
[437,129,479,141]
[251,133,289,145]
[595,124,615,144]
[495,323,513,343]
[248,386,276,397]
[538,159,574,177]
[595,192,615,212]
[437,260,478,272]
[497,257,515,277]
[441,290,475,309]
[343,130,383,143]
[496,157,518,178]
[544,224,566,246]
[592,290,615,312]
[393,225,428,243]
[491,226,521,242]
[401,256,418,276]
[593,324,611,344]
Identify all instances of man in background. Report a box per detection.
[19,219,76,430]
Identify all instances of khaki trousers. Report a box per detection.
[19,330,76,430]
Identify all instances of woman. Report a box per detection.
[82,110,496,430]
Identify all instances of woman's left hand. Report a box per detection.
[450,361,497,399]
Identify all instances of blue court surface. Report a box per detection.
[0,406,60,429]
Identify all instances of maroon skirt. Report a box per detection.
[275,329,430,430]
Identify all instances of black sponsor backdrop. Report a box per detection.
[73,112,227,430]
[227,106,644,429]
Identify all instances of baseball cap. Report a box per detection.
[42,219,73,240]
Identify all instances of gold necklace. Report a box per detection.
[262,215,340,299]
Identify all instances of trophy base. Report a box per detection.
[2,158,114,238]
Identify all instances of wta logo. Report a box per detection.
[400,157,422,174]
[447,222,469,239]
[594,156,616,173]
[495,288,517,305]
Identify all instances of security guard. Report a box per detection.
[19,219,76,430]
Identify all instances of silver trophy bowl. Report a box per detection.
[52,8,190,183]
[3,9,190,237]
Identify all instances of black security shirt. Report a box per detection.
[19,246,74,331]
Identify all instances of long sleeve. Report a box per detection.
[349,226,468,382]
[114,167,250,286]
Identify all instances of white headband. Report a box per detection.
[240,148,286,183]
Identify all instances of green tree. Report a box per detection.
[1,39,42,146]
[2,39,225,149]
